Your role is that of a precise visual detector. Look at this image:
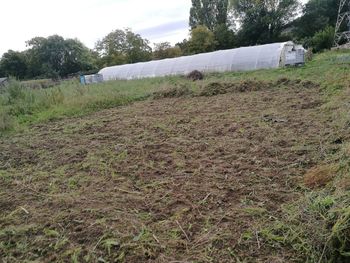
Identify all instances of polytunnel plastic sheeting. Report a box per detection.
[154,59,174,76]
[99,42,291,80]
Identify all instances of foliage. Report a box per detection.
[293,0,339,40]
[176,39,191,56]
[95,29,152,67]
[153,42,182,60]
[0,36,96,80]
[310,26,335,53]
[189,0,229,31]
[213,23,236,50]
[0,50,27,79]
[231,0,300,45]
[188,25,217,54]
[25,35,96,79]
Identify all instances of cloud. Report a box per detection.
[0,0,191,56]
[136,20,189,45]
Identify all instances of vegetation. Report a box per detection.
[189,0,229,31]
[153,42,183,60]
[95,29,153,67]
[0,50,349,262]
[293,0,339,41]
[0,77,179,133]
[0,0,349,261]
[310,26,336,53]
[0,36,96,80]
[0,0,343,80]
[188,25,217,54]
[230,0,300,45]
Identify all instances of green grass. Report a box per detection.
[1,49,350,135]
[0,76,185,134]
[252,66,350,262]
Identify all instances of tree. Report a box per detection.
[231,0,300,45]
[176,39,191,56]
[95,29,152,66]
[213,24,236,49]
[60,38,96,76]
[0,50,27,79]
[190,0,229,31]
[26,35,96,79]
[188,26,217,54]
[293,0,339,39]
[153,42,182,60]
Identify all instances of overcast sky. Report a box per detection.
[0,0,191,56]
[0,0,309,57]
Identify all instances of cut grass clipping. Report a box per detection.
[0,49,349,262]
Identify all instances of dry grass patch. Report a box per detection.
[304,165,338,189]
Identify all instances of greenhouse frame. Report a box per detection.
[98,42,305,81]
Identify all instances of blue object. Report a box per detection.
[80,75,86,85]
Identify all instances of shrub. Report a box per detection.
[5,78,26,103]
[311,26,335,53]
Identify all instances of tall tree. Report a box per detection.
[190,0,229,31]
[293,0,339,39]
[95,29,152,67]
[0,50,27,79]
[231,0,300,45]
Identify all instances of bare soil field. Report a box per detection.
[0,83,342,262]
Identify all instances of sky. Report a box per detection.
[0,0,309,57]
[0,0,191,56]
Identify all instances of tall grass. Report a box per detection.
[0,77,183,133]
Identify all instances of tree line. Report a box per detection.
[0,0,341,80]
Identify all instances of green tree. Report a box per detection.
[231,0,300,45]
[0,50,27,79]
[153,42,182,60]
[293,0,339,40]
[61,38,96,76]
[95,29,152,66]
[188,25,217,54]
[190,0,229,31]
[213,24,236,49]
[176,39,191,55]
[26,35,96,79]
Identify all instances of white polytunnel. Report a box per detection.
[98,41,305,81]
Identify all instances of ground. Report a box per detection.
[0,81,341,262]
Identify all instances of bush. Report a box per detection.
[311,26,335,53]
[5,78,26,103]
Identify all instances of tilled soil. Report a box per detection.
[0,85,338,262]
